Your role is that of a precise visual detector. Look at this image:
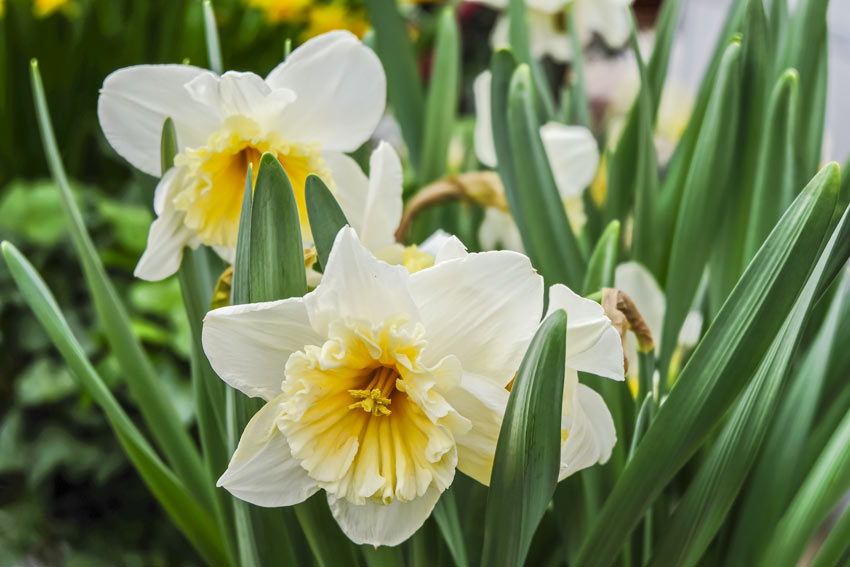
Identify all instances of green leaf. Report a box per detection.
[362,0,424,174]
[645,0,683,113]
[1,241,228,566]
[232,164,254,304]
[565,5,590,128]
[582,220,620,294]
[574,163,840,567]
[780,0,829,182]
[160,117,178,176]
[506,0,555,119]
[623,17,661,271]
[250,153,307,303]
[432,489,469,567]
[658,39,742,377]
[420,7,460,184]
[761,378,850,565]
[811,493,850,567]
[504,65,585,289]
[743,69,798,263]
[29,59,209,509]
[655,0,749,285]
[202,0,223,74]
[650,209,850,567]
[305,174,348,272]
[706,0,770,309]
[294,494,360,567]
[482,310,567,567]
[726,267,850,565]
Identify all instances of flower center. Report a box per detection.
[348,366,399,416]
[172,115,332,249]
[278,318,463,506]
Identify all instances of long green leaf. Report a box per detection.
[574,163,840,567]
[780,0,829,182]
[506,0,555,118]
[707,0,769,309]
[812,495,850,567]
[250,153,307,303]
[624,17,661,271]
[2,242,228,566]
[29,59,209,507]
[658,39,742,377]
[655,0,749,285]
[582,220,620,294]
[305,174,348,272]
[420,6,460,184]
[650,209,850,567]
[164,117,236,564]
[432,489,469,567]
[760,387,850,565]
[294,494,361,567]
[726,269,850,565]
[202,0,223,74]
[362,0,425,173]
[743,69,798,262]
[504,65,585,288]
[482,310,567,567]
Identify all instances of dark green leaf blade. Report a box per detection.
[250,153,307,303]
[482,310,567,567]
[305,173,349,272]
[574,163,840,567]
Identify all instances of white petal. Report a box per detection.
[218,395,319,507]
[448,372,510,486]
[478,207,525,253]
[473,71,498,168]
[547,284,625,381]
[539,122,600,199]
[134,168,195,281]
[328,485,442,546]
[202,298,323,400]
[433,235,469,264]
[580,1,632,48]
[98,65,221,177]
[304,227,419,335]
[614,261,665,345]
[409,251,543,387]
[527,9,573,62]
[323,151,370,234]
[360,142,403,253]
[679,310,704,348]
[184,70,296,123]
[266,31,386,152]
[559,381,617,480]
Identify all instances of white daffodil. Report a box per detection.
[479,0,634,63]
[98,30,385,281]
[202,226,623,545]
[327,141,459,274]
[546,283,624,478]
[614,262,703,387]
[202,226,544,545]
[473,70,598,250]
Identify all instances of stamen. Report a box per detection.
[348,367,399,416]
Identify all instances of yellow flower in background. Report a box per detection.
[33,0,72,18]
[245,0,311,23]
[303,2,369,41]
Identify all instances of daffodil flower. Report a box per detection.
[330,141,458,275]
[202,226,623,545]
[202,226,544,545]
[97,31,385,281]
[479,0,634,63]
[473,70,599,250]
[614,262,703,387]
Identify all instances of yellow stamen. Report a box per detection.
[348,366,398,416]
